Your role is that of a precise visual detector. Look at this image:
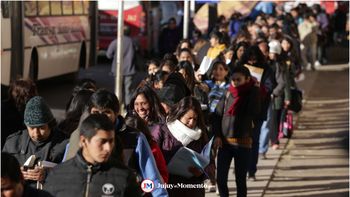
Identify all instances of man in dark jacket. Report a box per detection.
[44,114,141,197]
[2,96,68,187]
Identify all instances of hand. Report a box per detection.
[213,137,222,150]
[199,83,210,93]
[188,167,203,177]
[21,166,46,182]
[284,100,290,108]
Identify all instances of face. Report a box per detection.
[210,37,219,47]
[161,103,171,114]
[180,42,190,49]
[134,94,151,121]
[248,56,257,65]
[1,178,23,197]
[81,130,115,164]
[224,50,234,62]
[258,42,269,58]
[90,107,117,124]
[269,28,277,38]
[231,72,249,87]
[154,80,164,89]
[178,51,192,62]
[236,46,245,60]
[179,109,197,129]
[212,64,228,82]
[269,52,277,60]
[162,65,171,73]
[169,20,176,29]
[281,39,291,52]
[27,124,51,142]
[148,64,159,75]
[178,68,187,80]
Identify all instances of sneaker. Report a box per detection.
[306,63,312,71]
[259,153,267,160]
[247,175,256,181]
[207,184,216,192]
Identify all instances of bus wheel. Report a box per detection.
[29,50,38,81]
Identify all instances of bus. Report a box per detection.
[97,0,147,52]
[1,1,97,86]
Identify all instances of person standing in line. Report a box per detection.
[106,26,137,107]
[213,66,261,197]
[44,114,142,197]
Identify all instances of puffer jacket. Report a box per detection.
[44,150,141,197]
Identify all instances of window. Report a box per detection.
[83,1,89,15]
[38,1,50,16]
[73,1,83,15]
[62,1,73,15]
[51,1,62,15]
[1,1,10,18]
[24,1,37,16]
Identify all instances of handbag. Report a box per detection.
[278,109,293,139]
[288,88,303,113]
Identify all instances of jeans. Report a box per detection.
[259,103,275,154]
[248,120,263,176]
[217,144,250,197]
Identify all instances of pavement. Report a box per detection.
[205,64,349,197]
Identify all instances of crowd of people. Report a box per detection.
[1,2,348,197]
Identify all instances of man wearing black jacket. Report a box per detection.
[44,114,141,197]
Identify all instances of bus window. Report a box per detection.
[38,1,50,16]
[62,1,73,15]
[73,1,83,15]
[51,1,62,15]
[24,1,37,16]
[83,1,89,15]
[1,1,10,18]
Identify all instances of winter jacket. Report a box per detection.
[205,80,230,113]
[269,60,291,110]
[44,150,141,197]
[2,128,68,165]
[151,122,208,197]
[150,140,169,183]
[212,86,260,148]
[1,99,26,148]
[64,116,168,197]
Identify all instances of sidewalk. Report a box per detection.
[205,65,349,197]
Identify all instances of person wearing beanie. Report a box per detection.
[266,40,291,151]
[3,96,68,188]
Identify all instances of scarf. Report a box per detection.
[226,79,255,116]
[167,120,202,146]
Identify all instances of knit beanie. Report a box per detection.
[268,40,282,55]
[24,96,54,127]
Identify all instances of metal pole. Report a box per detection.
[190,0,195,18]
[115,0,124,109]
[183,0,189,39]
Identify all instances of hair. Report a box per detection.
[176,39,192,56]
[231,66,251,79]
[281,36,294,51]
[59,89,94,136]
[160,59,177,74]
[88,89,119,114]
[152,70,169,83]
[177,61,195,91]
[233,41,250,60]
[163,53,178,65]
[8,79,38,112]
[66,78,97,111]
[239,45,266,67]
[146,59,160,69]
[124,114,153,144]
[129,84,166,124]
[1,152,22,183]
[210,31,225,44]
[167,97,207,133]
[80,114,115,140]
